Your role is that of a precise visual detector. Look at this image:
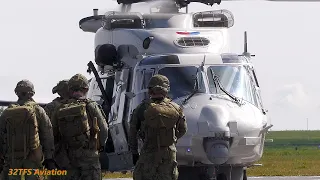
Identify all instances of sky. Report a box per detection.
[0,0,320,130]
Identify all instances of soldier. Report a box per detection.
[44,80,69,180]
[0,80,56,180]
[44,79,69,119]
[44,79,69,179]
[129,74,187,180]
[51,73,108,180]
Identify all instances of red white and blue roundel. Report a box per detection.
[176,31,200,35]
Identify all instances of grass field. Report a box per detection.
[247,130,320,176]
[103,130,320,178]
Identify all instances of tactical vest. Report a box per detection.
[2,102,40,159]
[56,100,99,149]
[143,99,180,148]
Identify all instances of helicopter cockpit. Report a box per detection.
[135,53,262,108]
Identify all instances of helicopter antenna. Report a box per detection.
[242,31,255,58]
[244,31,247,53]
[242,31,251,57]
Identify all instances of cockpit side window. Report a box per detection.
[248,70,263,109]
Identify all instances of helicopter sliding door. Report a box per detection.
[129,67,155,153]
[107,68,133,171]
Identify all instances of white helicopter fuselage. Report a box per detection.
[87,49,269,169]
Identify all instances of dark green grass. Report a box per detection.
[265,130,320,146]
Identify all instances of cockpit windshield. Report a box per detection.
[207,65,255,104]
[158,66,205,99]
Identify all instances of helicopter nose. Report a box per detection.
[204,139,229,165]
[198,104,230,164]
[198,104,230,132]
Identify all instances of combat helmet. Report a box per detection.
[52,79,69,97]
[14,79,35,96]
[147,74,170,95]
[68,74,89,90]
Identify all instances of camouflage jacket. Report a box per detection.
[44,97,64,119]
[51,98,109,151]
[0,99,55,160]
[128,97,187,154]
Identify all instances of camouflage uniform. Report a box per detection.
[0,80,55,180]
[129,74,187,180]
[44,80,69,180]
[51,74,108,180]
[44,79,69,119]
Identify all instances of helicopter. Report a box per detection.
[0,0,319,180]
[78,0,320,180]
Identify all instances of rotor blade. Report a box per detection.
[0,100,15,107]
[265,0,320,1]
[221,0,320,1]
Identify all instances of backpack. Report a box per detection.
[143,99,180,147]
[1,102,40,159]
[55,100,94,149]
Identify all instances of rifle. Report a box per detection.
[87,61,110,108]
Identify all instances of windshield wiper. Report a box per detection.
[182,68,200,105]
[209,69,243,106]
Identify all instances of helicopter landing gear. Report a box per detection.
[178,166,247,180]
[178,166,215,180]
[215,166,246,180]
[243,169,247,180]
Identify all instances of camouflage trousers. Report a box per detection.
[62,148,101,180]
[133,149,178,180]
[48,144,70,180]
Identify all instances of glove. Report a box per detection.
[42,159,57,170]
[132,153,139,165]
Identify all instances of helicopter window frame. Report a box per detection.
[156,65,207,100]
[205,64,259,108]
[133,68,156,92]
[243,66,258,107]
[244,68,262,109]
[141,68,155,90]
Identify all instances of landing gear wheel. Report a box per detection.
[178,166,216,180]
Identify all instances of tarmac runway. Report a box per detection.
[103,177,320,180]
